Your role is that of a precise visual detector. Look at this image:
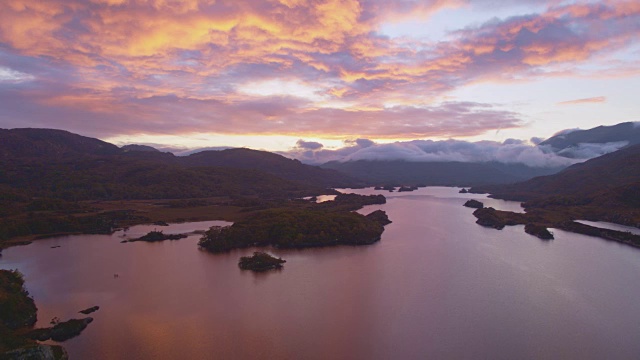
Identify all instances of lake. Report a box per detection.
[2,187,640,359]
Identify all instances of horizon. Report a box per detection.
[1,0,639,152]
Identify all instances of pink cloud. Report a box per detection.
[0,0,638,139]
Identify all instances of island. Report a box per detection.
[472,206,640,246]
[199,194,390,253]
[463,199,484,209]
[79,306,100,315]
[468,143,640,248]
[128,230,188,242]
[238,252,286,272]
[398,186,418,192]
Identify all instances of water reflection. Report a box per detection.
[576,220,640,236]
[2,189,640,359]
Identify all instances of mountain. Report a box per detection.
[540,122,640,156]
[0,129,362,204]
[183,148,362,188]
[0,128,120,159]
[473,143,640,203]
[0,129,361,197]
[468,143,640,246]
[321,160,562,187]
[121,144,160,152]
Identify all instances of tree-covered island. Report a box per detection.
[199,194,390,252]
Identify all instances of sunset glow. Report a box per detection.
[1,0,639,151]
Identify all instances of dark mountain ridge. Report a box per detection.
[0,128,359,191]
[473,143,640,202]
[183,148,362,188]
[0,128,120,159]
[468,144,640,246]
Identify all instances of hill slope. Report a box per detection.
[540,122,640,156]
[0,128,120,159]
[321,160,562,186]
[0,129,360,200]
[473,144,640,202]
[183,148,361,188]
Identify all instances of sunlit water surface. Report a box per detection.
[2,188,640,359]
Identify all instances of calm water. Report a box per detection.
[2,188,640,359]
[576,220,640,236]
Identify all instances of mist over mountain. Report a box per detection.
[276,122,639,186]
[540,122,640,157]
[287,138,578,168]
[473,143,640,203]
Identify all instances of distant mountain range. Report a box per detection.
[321,160,562,187]
[3,123,639,200]
[0,128,359,202]
[319,122,640,186]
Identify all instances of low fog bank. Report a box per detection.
[284,138,629,168]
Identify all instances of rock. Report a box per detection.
[50,246,61,249]
[524,224,554,240]
[374,186,383,190]
[459,188,468,193]
[463,199,484,209]
[1,344,68,360]
[238,252,286,272]
[78,306,99,315]
[28,318,93,342]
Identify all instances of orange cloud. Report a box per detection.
[557,96,607,105]
[0,0,638,140]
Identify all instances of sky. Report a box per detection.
[0,0,639,156]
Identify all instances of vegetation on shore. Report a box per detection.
[0,129,363,250]
[472,207,640,247]
[0,270,68,359]
[468,144,640,247]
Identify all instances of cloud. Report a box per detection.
[295,139,324,150]
[549,127,580,137]
[556,141,629,159]
[557,96,607,105]
[0,66,34,83]
[0,1,638,140]
[0,85,523,139]
[529,137,544,145]
[284,137,625,168]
